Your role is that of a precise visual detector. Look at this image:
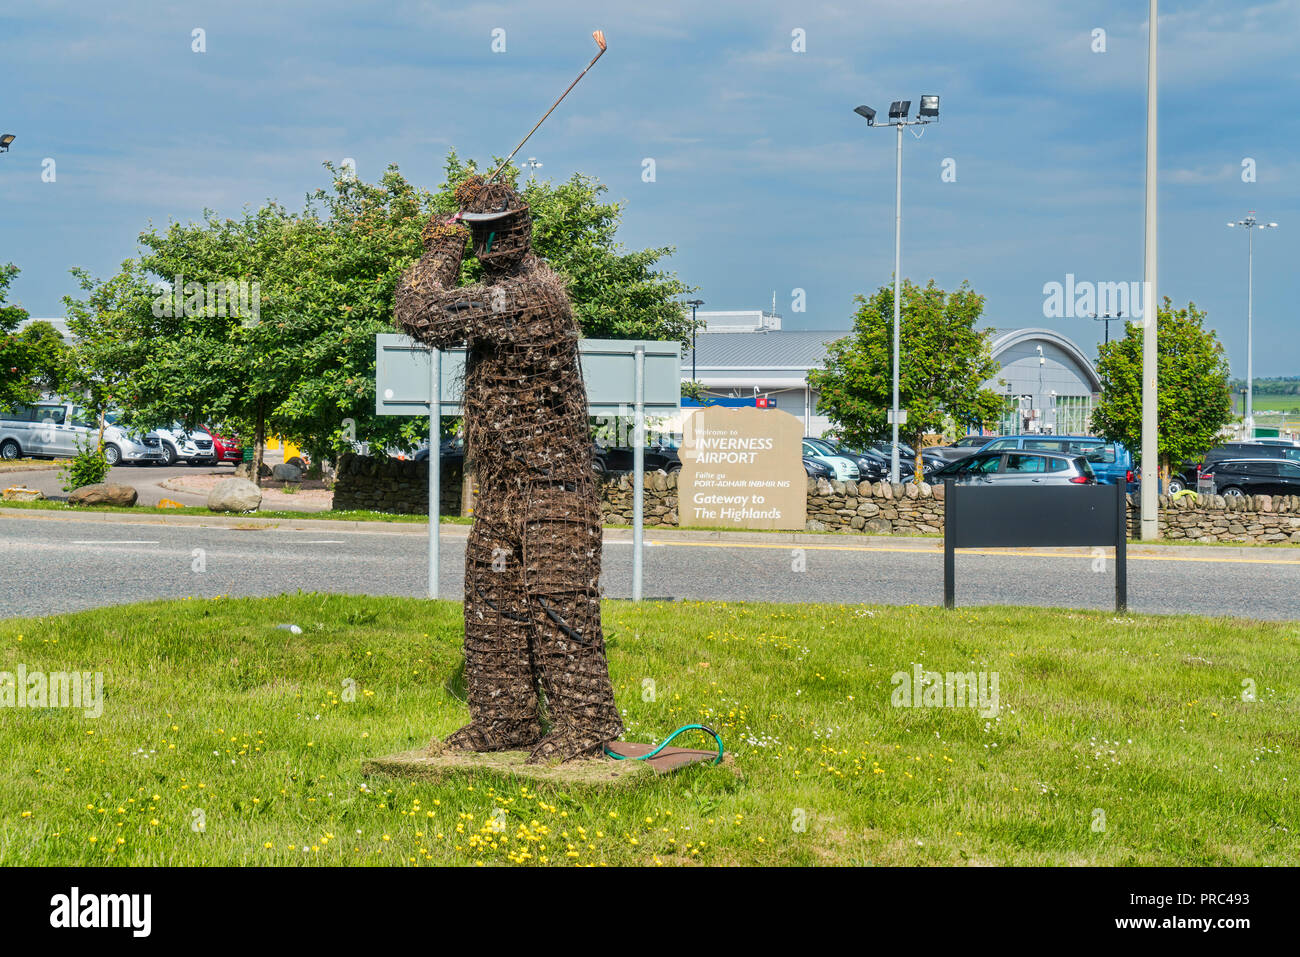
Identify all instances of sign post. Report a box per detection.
[428,349,440,600]
[632,344,646,602]
[376,335,680,602]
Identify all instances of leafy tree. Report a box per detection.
[19,322,71,394]
[1231,376,1300,396]
[63,153,694,474]
[64,259,162,432]
[1,265,71,409]
[808,279,1003,479]
[681,380,705,401]
[1091,299,1232,475]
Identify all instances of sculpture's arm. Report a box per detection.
[394,218,482,349]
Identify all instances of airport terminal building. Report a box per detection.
[683,311,1102,438]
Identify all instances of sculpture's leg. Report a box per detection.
[522,486,623,763]
[444,510,545,752]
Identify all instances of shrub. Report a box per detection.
[60,436,111,491]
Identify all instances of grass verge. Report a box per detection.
[0,500,471,524]
[0,459,60,474]
[1,596,1296,866]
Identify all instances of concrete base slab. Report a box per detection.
[364,740,734,788]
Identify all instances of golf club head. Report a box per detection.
[593,29,607,52]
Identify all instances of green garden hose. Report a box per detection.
[604,724,724,765]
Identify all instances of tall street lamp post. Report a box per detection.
[1227,212,1277,438]
[854,96,939,484]
[686,299,704,382]
[1140,0,1159,538]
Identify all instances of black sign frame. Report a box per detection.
[943,479,1128,612]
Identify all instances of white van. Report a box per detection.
[0,401,166,466]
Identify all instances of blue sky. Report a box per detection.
[2,0,1297,374]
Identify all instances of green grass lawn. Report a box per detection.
[1,596,1296,866]
[0,459,60,474]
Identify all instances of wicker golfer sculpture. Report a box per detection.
[395,175,623,763]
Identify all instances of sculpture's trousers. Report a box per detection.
[452,481,623,761]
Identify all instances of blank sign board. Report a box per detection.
[375,334,681,417]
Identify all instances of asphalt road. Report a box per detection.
[2,515,1297,620]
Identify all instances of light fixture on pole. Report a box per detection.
[0,134,14,154]
[1089,311,1124,347]
[1227,211,1277,438]
[685,299,705,382]
[525,157,543,183]
[853,94,939,484]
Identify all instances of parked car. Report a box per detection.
[592,435,682,475]
[800,438,860,482]
[201,426,243,465]
[413,437,465,469]
[1242,438,1300,448]
[975,435,1132,487]
[929,434,994,464]
[802,456,835,479]
[803,437,885,481]
[931,450,1097,486]
[1172,442,1300,492]
[153,423,218,466]
[0,401,165,466]
[1204,458,1300,498]
[866,440,941,478]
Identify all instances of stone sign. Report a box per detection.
[679,406,806,529]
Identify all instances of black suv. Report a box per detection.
[803,436,892,481]
[592,440,681,475]
[1175,442,1300,491]
[1206,458,1300,497]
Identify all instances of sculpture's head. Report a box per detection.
[454,175,531,274]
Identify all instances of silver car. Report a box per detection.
[0,401,165,465]
[931,450,1096,485]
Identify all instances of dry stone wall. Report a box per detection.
[332,456,1300,543]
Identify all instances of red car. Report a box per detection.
[203,427,243,465]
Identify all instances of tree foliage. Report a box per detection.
[808,279,1003,475]
[1091,299,1232,469]
[63,152,694,468]
[1,265,71,409]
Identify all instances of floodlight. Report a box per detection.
[853,105,876,126]
[919,95,939,117]
[888,100,910,119]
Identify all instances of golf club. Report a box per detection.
[483,29,607,187]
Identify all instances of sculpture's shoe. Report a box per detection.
[442,720,544,754]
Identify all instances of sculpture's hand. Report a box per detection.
[395,215,474,347]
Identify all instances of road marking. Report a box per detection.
[71,540,160,545]
[646,539,1300,566]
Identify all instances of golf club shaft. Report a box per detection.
[484,38,606,186]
